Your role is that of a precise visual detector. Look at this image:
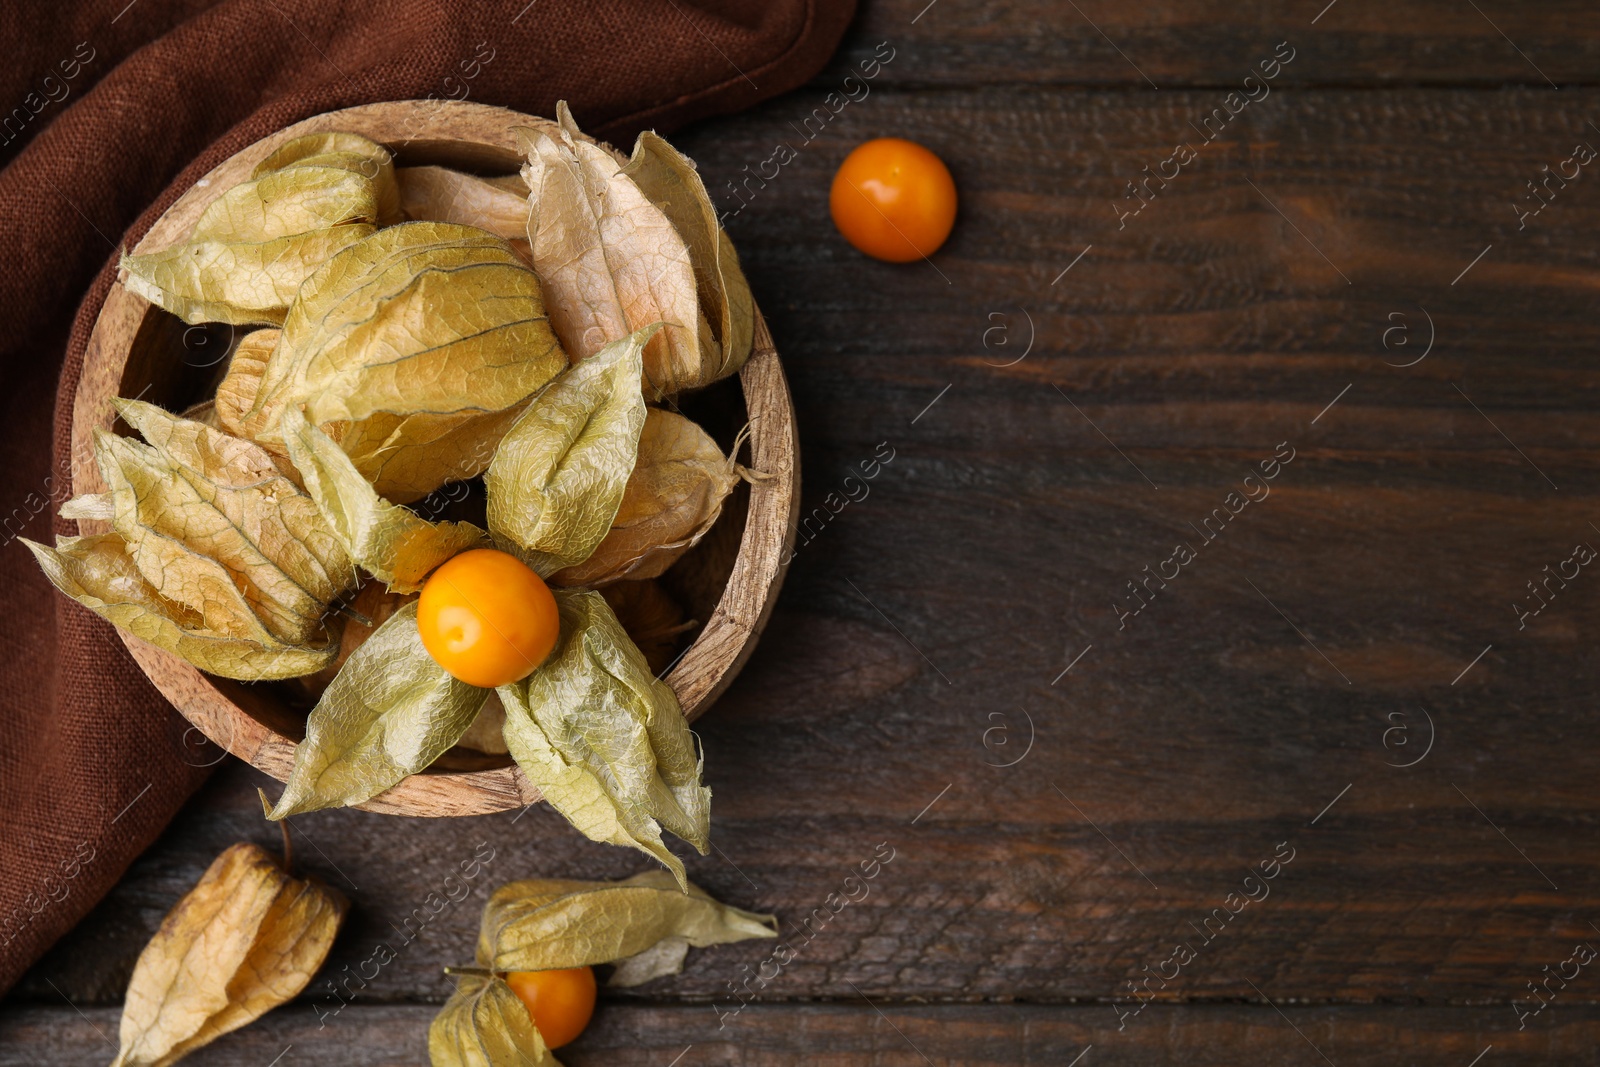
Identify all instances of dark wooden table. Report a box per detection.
[8,0,1600,1062]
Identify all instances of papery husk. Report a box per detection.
[252,131,402,226]
[600,580,693,676]
[23,534,336,681]
[193,165,377,241]
[607,936,692,988]
[268,602,488,818]
[281,407,487,593]
[552,409,741,588]
[213,329,279,439]
[496,589,708,888]
[517,106,712,398]
[121,132,398,326]
[484,326,652,577]
[110,842,346,1067]
[477,869,776,982]
[399,165,532,263]
[620,130,754,385]
[243,221,568,502]
[121,228,374,327]
[428,972,557,1067]
[59,493,114,520]
[101,399,355,647]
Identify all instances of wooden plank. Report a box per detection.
[825,0,1600,88]
[12,83,1600,1015]
[5,1003,1600,1065]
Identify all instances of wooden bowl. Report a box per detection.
[72,101,799,817]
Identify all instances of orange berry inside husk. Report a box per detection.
[416,548,559,688]
[504,966,597,1049]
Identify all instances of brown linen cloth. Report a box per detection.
[0,0,853,995]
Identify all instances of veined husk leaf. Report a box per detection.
[213,329,279,440]
[121,227,374,327]
[484,326,653,576]
[121,131,399,326]
[282,408,486,593]
[110,842,346,1067]
[101,399,354,647]
[399,165,532,262]
[497,589,709,888]
[59,493,113,520]
[253,131,402,227]
[621,130,754,386]
[23,534,336,680]
[268,602,488,818]
[517,107,711,397]
[608,935,691,988]
[190,165,378,243]
[552,408,740,588]
[428,972,557,1067]
[244,221,567,502]
[477,869,776,980]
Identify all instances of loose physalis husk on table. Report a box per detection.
[232,221,568,502]
[429,871,776,1066]
[429,972,556,1067]
[477,870,776,978]
[111,842,346,1067]
[517,102,754,397]
[26,399,353,680]
[120,131,399,325]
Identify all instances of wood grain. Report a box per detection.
[26,81,1600,1003]
[824,0,1600,88]
[6,1002,1600,1065]
[72,100,800,817]
[13,3,1600,1061]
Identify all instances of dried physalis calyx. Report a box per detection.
[497,589,709,886]
[516,103,754,398]
[212,328,277,440]
[25,399,354,681]
[619,127,754,389]
[552,408,745,588]
[241,221,568,503]
[429,871,776,1065]
[252,130,403,225]
[265,599,491,819]
[475,870,776,981]
[398,165,533,264]
[110,841,346,1067]
[120,131,398,325]
[291,578,417,701]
